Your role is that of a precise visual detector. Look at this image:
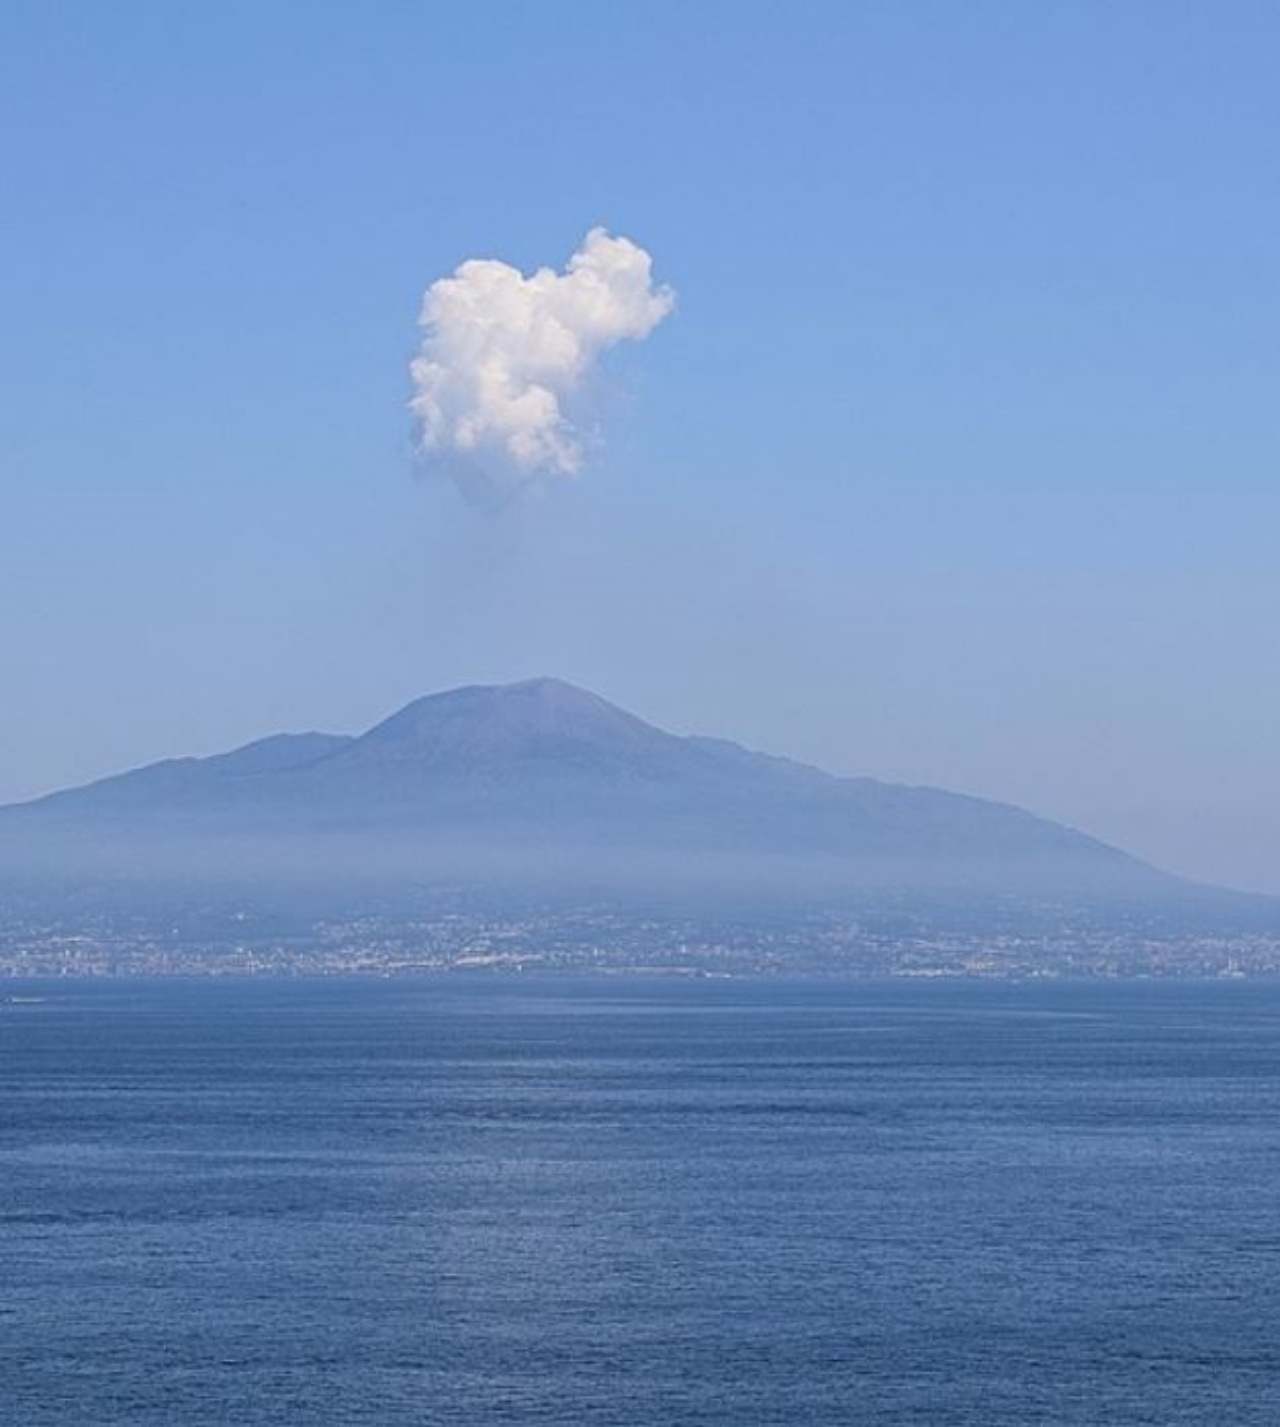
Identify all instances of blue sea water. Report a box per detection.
[3,975,1280,1425]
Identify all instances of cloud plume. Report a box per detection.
[409,228,674,499]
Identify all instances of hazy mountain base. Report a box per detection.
[2,854,1278,979]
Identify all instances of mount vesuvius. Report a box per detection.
[0,677,1171,897]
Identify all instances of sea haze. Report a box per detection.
[5,976,1280,1426]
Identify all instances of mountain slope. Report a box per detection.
[0,677,1163,892]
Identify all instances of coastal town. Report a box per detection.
[4,893,1279,980]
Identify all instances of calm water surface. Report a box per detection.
[4,976,1280,1424]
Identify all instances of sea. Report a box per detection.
[4,975,1279,1425]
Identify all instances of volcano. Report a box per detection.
[0,678,1172,898]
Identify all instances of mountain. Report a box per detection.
[0,678,1165,896]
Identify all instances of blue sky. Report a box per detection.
[2,2,1278,889]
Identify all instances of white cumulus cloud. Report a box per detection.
[409,228,674,499]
